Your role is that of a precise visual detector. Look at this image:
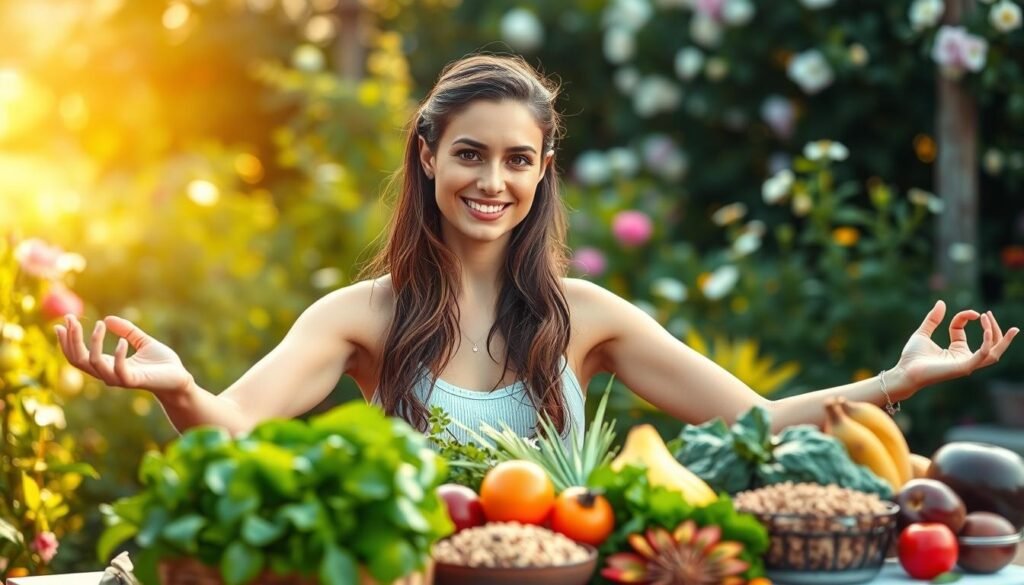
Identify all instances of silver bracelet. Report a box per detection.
[878,369,901,416]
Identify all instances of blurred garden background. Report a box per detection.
[1,0,1023,574]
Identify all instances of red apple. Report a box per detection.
[437,483,485,533]
[896,478,966,533]
[898,523,959,580]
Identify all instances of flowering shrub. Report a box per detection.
[0,236,96,577]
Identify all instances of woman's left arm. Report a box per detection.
[573,280,1018,431]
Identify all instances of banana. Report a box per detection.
[841,399,912,487]
[611,424,717,506]
[823,400,903,492]
[909,453,931,479]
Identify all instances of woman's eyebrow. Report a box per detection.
[451,137,537,154]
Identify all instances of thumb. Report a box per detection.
[103,315,153,349]
[915,300,946,338]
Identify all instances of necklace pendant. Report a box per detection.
[472,345,479,352]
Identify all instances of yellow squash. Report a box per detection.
[611,424,717,506]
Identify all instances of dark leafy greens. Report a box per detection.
[672,406,892,498]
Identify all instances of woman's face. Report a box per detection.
[419,100,553,246]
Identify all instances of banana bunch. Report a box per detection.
[611,424,718,506]
[823,398,912,492]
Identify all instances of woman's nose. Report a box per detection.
[476,163,506,195]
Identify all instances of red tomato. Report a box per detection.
[436,484,485,533]
[898,523,958,580]
[550,486,615,546]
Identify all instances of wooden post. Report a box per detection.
[334,0,369,80]
[935,0,979,306]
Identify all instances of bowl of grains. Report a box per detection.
[431,521,598,585]
[734,482,899,585]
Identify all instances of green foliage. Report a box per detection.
[589,462,768,582]
[425,406,496,491]
[0,237,98,577]
[99,402,452,584]
[673,406,892,498]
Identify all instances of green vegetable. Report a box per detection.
[426,406,496,491]
[589,463,768,582]
[98,402,453,585]
[674,406,892,498]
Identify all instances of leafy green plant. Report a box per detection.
[425,406,497,491]
[98,403,452,585]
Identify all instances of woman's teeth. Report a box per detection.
[464,199,507,214]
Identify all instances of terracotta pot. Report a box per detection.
[158,557,434,585]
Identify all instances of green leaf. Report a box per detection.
[932,572,962,584]
[278,501,321,531]
[0,517,25,546]
[343,462,392,500]
[136,507,170,548]
[366,539,418,584]
[394,463,424,502]
[21,472,41,511]
[204,459,238,495]
[96,521,136,562]
[162,515,207,553]
[731,406,772,464]
[388,496,430,533]
[241,514,286,547]
[48,461,100,479]
[220,542,264,585]
[216,494,260,525]
[319,544,359,585]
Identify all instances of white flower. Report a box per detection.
[910,0,944,31]
[292,44,324,72]
[990,1,1022,32]
[652,277,688,302]
[604,0,654,31]
[760,95,796,139]
[745,220,767,237]
[800,0,836,8]
[674,47,705,81]
[642,134,688,181]
[722,0,755,25]
[311,267,342,289]
[23,398,66,429]
[907,188,944,213]
[932,26,988,77]
[608,147,641,177]
[711,202,748,226]
[803,139,849,161]
[574,150,612,186]
[632,75,682,118]
[690,13,723,48]
[762,169,794,204]
[604,27,636,64]
[848,43,870,67]
[500,8,544,51]
[702,265,740,300]
[614,67,641,94]
[787,49,834,94]
[732,231,762,258]
[948,242,975,263]
[984,148,1005,175]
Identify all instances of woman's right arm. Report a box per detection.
[55,281,380,435]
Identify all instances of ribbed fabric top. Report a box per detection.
[372,357,586,450]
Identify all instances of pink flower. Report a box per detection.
[571,247,607,277]
[32,531,59,564]
[695,0,725,20]
[40,286,84,320]
[612,210,654,247]
[931,26,988,77]
[14,239,64,280]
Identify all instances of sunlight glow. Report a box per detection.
[187,180,220,206]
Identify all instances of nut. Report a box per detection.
[431,522,590,568]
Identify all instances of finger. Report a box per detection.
[113,337,134,386]
[986,325,1019,366]
[54,325,69,357]
[88,320,120,385]
[987,311,1005,347]
[104,315,152,350]
[916,300,947,337]
[967,313,995,371]
[66,316,100,377]
[947,309,981,345]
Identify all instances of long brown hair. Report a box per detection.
[360,54,572,434]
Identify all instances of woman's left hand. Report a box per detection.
[894,300,1019,395]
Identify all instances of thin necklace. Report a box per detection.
[460,327,486,353]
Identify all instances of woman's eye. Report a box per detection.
[456,150,480,161]
[510,155,533,167]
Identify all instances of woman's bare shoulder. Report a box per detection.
[309,275,394,342]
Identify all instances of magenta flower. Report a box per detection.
[695,0,726,21]
[932,25,987,77]
[612,210,654,247]
[571,247,607,277]
[32,531,59,564]
[14,239,64,280]
[40,286,85,320]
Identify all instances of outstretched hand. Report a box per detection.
[895,300,1019,392]
[54,315,193,395]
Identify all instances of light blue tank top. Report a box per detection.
[372,356,586,450]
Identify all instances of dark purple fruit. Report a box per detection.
[896,478,966,533]
[927,442,1024,529]
[957,512,1020,574]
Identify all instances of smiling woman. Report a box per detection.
[54,54,1018,449]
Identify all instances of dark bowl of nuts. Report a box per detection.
[431,521,598,585]
[735,482,899,585]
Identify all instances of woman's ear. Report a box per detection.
[540,149,555,180]
[418,136,435,180]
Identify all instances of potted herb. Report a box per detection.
[98,402,453,585]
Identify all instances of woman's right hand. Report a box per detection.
[55,315,194,395]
